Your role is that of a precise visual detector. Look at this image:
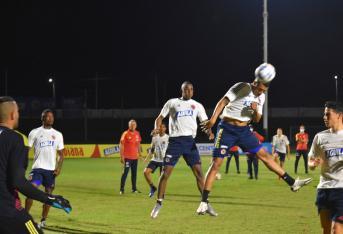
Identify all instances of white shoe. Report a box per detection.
[150,203,162,219]
[38,220,46,229]
[206,203,218,216]
[291,177,312,192]
[196,201,208,215]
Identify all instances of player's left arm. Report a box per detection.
[54,133,65,176]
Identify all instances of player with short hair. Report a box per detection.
[150,81,214,218]
[295,124,309,174]
[0,96,71,234]
[144,123,168,197]
[119,119,142,194]
[25,109,65,229]
[272,128,290,170]
[308,101,343,234]
[197,79,312,216]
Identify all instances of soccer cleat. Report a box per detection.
[206,203,218,216]
[149,186,157,198]
[132,189,141,193]
[38,220,46,229]
[196,201,208,215]
[291,177,313,192]
[119,190,124,195]
[150,203,162,219]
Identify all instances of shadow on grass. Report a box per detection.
[44,225,110,234]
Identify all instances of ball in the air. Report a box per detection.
[255,63,276,83]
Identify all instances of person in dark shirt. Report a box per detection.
[0,96,71,234]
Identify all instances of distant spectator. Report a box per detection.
[247,126,264,180]
[295,124,309,174]
[225,146,240,174]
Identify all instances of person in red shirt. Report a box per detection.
[225,146,240,174]
[119,119,142,194]
[247,125,265,180]
[295,124,309,174]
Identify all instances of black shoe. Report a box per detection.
[237,171,240,174]
[119,190,124,195]
[248,176,253,180]
[132,189,141,193]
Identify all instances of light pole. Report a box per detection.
[48,78,56,107]
[334,75,338,102]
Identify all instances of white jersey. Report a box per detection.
[151,134,169,162]
[159,98,208,138]
[221,82,265,122]
[28,126,64,170]
[272,135,289,154]
[309,129,343,189]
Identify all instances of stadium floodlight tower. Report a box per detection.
[262,0,269,139]
[48,77,56,107]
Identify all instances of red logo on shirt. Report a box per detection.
[52,135,56,140]
[191,105,196,110]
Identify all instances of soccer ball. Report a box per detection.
[215,173,222,180]
[254,63,276,83]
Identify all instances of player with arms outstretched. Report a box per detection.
[144,123,168,197]
[197,76,312,216]
[0,97,71,234]
[150,81,214,218]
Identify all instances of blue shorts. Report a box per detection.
[146,160,163,173]
[164,136,201,167]
[29,169,55,189]
[213,121,262,158]
[316,189,343,223]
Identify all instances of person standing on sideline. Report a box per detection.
[272,128,290,170]
[308,101,343,234]
[247,125,264,180]
[0,96,71,234]
[144,123,168,198]
[295,124,309,174]
[119,119,142,194]
[25,109,65,229]
[225,146,240,174]
[150,81,214,218]
[197,77,312,216]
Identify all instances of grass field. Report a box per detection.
[23,155,322,234]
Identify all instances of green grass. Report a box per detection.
[23,155,322,234]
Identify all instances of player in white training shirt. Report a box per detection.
[25,109,64,228]
[272,128,290,170]
[150,81,214,218]
[197,76,312,216]
[308,101,343,234]
[144,123,169,198]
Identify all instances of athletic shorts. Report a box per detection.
[164,136,201,167]
[29,168,55,189]
[213,121,262,158]
[146,161,163,173]
[276,151,286,162]
[0,209,42,234]
[316,188,343,223]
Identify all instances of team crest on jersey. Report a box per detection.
[52,135,56,140]
[191,104,196,110]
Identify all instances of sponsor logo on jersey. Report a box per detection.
[176,110,193,118]
[39,140,54,148]
[325,148,343,158]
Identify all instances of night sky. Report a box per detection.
[2,1,343,109]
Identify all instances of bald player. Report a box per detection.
[0,96,71,234]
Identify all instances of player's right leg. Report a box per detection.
[151,138,181,218]
[144,162,158,197]
[25,169,43,212]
